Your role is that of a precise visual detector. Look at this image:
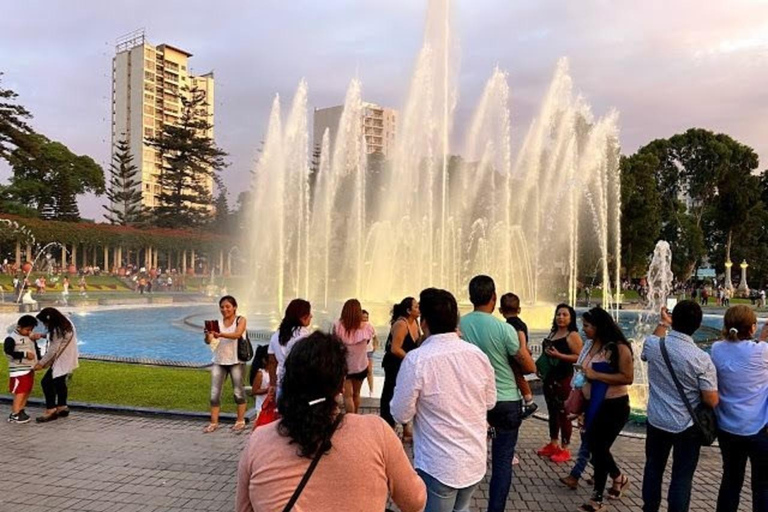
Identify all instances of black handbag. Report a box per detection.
[236,316,254,363]
[659,337,718,446]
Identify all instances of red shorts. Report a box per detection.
[8,372,34,395]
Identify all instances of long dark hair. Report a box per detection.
[248,344,269,386]
[278,299,311,346]
[550,303,578,335]
[278,332,347,458]
[390,296,415,325]
[582,307,632,367]
[36,307,73,340]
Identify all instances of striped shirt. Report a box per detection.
[642,330,718,433]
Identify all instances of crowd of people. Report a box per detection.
[5,273,768,512]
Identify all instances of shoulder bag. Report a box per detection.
[236,316,254,362]
[659,337,717,446]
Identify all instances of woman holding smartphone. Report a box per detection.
[204,295,248,433]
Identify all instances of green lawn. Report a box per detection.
[1,360,246,413]
[0,274,131,292]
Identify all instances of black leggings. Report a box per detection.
[587,395,630,502]
[42,369,68,409]
[380,362,401,427]
[544,376,573,445]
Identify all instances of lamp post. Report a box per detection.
[737,260,750,298]
[724,259,733,291]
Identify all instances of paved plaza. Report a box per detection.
[1,405,748,512]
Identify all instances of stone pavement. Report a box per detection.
[1,405,748,512]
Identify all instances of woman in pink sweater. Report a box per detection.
[236,332,426,512]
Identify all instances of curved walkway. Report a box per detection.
[1,406,746,511]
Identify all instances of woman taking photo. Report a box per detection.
[537,303,583,462]
[267,298,312,395]
[203,295,248,433]
[577,307,633,512]
[236,332,425,512]
[711,305,768,512]
[380,297,420,432]
[333,299,375,414]
[33,307,79,423]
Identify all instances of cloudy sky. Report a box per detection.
[1,0,767,220]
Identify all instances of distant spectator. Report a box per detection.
[332,299,375,414]
[392,287,496,512]
[33,308,79,423]
[641,301,719,512]
[237,332,426,512]
[267,299,312,396]
[711,305,768,512]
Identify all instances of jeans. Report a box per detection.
[570,431,591,479]
[41,369,68,409]
[642,424,701,512]
[487,400,523,512]
[716,427,768,512]
[417,469,478,512]
[587,395,629,501]
[209,363,246,406]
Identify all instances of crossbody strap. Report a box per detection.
[282,447,324,512]
[659,337,700,429]
[281,416,342,512]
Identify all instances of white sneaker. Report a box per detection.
[512,455,520,465]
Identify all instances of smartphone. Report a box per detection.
[204,320,221,333]
[666,298,678,311]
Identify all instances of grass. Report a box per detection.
[0,274,131,292]
[0,360,245,413]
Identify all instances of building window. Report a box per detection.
[144,93,154,102]
[143,105,154,115]
[144,71,154,82]
[144,127,153,138]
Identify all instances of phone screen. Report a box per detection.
[666,298,678,310]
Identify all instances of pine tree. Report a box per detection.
[146,85,227,228]
[104,138,144,225]
[212,184,230,233]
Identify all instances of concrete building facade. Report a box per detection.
[111,29,215,210]
[313,102,397,158]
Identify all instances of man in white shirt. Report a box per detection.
[391,288,496,512]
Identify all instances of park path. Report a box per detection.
[1,406,746,511]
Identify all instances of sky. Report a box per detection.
[1,0,767,220]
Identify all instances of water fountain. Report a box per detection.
[627,240,674,412]
[244,0,622,320]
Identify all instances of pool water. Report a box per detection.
[69,305,217,364]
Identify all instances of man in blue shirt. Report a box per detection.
[641,300,719,512]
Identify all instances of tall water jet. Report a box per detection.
[243,0,623,327]
[629,240,674,411]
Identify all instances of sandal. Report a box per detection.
[231,421,247,433]
[607,474,630,500]
[578,502,605,512]
[202,423,220,433]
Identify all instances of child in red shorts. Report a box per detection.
[4,315,41,424]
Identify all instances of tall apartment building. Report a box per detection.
[313,102,397,158]
[111,29,215,210]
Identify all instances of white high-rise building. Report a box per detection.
[111,29,215,210]
[313,102,397,157]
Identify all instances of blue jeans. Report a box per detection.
[642,424,701,512]
[717,427,768,512]
[417,469,478,512]
[570,432,591,479]
[487,400,523,512]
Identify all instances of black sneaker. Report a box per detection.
[7,411,31,424]
[522,401,539,420]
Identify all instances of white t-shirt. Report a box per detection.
[253,369,271,413]
[268,326,310,386]
[212,316,243,366]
